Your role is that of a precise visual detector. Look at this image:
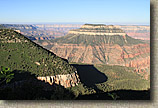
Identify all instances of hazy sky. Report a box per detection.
[0,0,150,24]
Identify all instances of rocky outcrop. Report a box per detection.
[37,71,80,88]
[68,24,126,36]
[68,30,126,36]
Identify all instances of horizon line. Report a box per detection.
[0,22,150,26]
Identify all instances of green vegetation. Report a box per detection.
[68,63,150,98]
[107,93,120,100]
[0,63,150,100]
[0,29,76,76]
[67,83,96,97]
[0,66,14,84]
[0,28,150,100]
[50,33,145,47]
[95,64,150,91]
[0,69,75,100]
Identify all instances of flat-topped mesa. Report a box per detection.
[68,24,126,36]
[81,24,114,28]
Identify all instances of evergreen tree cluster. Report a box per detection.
[0,29,76,76]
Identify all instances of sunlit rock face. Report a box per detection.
[68,24,126,36]
[41,24,150,79]
[37,71,80,88]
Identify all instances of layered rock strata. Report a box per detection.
[68,30,126,36]
[49,24,150,68]
[68,24,126,36]
[37,71,80,88]
[50,43,150,68]
[42,24,150,79]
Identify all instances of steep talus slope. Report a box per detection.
[0,29,80,87]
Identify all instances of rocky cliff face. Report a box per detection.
[43,24,150,79]
[68,24,126,36]
[37,71,80,88]
[49,42,150,80]
[50,43,150,67]
[48,25,149,65]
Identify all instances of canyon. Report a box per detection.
[0,24,150,82]
[0,25,150,99]
[44,24,150,79]
[0,24,150,40]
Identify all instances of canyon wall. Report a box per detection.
[1,24,150,40]
[68,30,126,36]
[50,43,150,67]
[46,24,150,79]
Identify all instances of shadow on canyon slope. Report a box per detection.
[72,64,150,100]
[77,89,150,100]
[72,64,108,93]
[0,70,75,100]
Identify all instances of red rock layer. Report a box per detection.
[50,43,150,79]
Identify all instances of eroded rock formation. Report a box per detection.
[37,71,80,88]
[68,24,126,36]
[50,43,150,67]
[37,24,150,80]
